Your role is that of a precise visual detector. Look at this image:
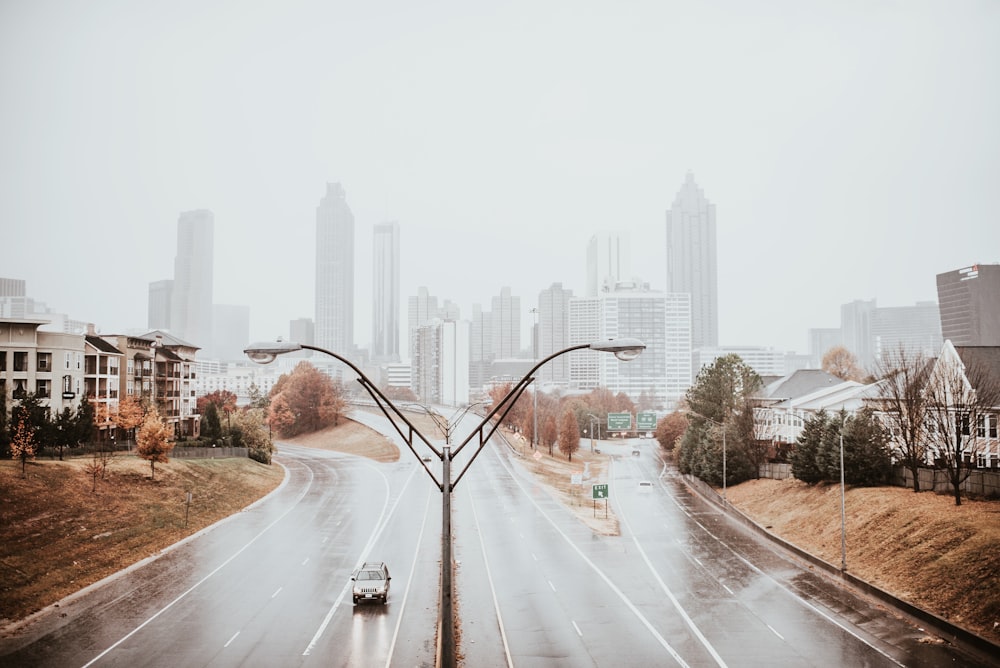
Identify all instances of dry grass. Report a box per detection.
[725,478,1000,644]
[0,417,394,627]
[0,454,283,624]
[503,431,619,536]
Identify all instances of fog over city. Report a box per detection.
[2,1,998,355]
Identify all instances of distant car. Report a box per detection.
[638,480,653,490]
[352,562,391,605]
[422,454,432,462]
[632,449,641,456]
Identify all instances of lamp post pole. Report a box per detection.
[530,307,539,451]
[245,337,644,667]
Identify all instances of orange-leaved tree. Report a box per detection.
[114,395,145,448]
[557,411,581,461]
[267,361,346,437]
[821,346,867,382]
[135,409,174,480]
[10,414,36,477]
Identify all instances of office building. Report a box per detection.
[170,209,214,350]
[665,172,718,350]
[491,287,520,359]
[372,221,400,362]
[315,183,355,355]
[586,232,631,297]
[537,283,574,385]
[937,264,1000,346]
[212,304,251,362]
[411,319,470,406]
[147,279,173,331]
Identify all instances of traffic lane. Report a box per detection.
[84,446,403,667]
[0,447,408,668]
[620,454,995,667]
[454,443,719,667]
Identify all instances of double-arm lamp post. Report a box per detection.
[244,337,644,667]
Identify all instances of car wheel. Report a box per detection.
[353,596,359,605]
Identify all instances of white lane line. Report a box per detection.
[572,621,583,637]
[489,444,690,668]
[271,587,283,599]
[767,624,785,640]
[548,580,557,592]
[302,463,419,656]
[224,631,240,648]
[301,558,310,566]
[81,458,316,668]
[467,485,515,668]
[384,485,434,668]
[612,458,728,668]
[722,584,734,596]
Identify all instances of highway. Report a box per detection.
[1,411,995,667]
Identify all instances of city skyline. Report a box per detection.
[2,2,997,356]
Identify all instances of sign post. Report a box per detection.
[607,412,632,435]
[637,412,657,433]
[592,483,609,518]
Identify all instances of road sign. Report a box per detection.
[607,412,631,431]
[637,412,657,430]
[592,483,609,499]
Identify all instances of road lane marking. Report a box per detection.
[272,587,283,599]
[548,580,557,592]
[80,457,317,668]
[488,442,691,668]
[224,631,240,648]
[767,624,785,640]
[384,485,434,668]
[303,462,418,656]
[301,557,309,566]
[466,484,515,668]
[572,621,582,637]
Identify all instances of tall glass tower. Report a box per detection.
[170,209,214,349]
[372,221,400,362]
[315,183,355,355]
[665,172,718,350]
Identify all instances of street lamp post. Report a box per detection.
[840,429,847,571]
[587,413,600,452]
[245,337,644,667]
[529,307,539,451]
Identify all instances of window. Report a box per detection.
[0,351,5,371]
[987,414,998,440]
[12,378,26,398]
[37,379,50,398]
[13,351,28,372]
[37,352,52,372]
[63,375,73,394]
[66,351,72,370]
[957,414,970,436]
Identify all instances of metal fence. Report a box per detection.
[171,446,249,459]
[756,462,1000,498]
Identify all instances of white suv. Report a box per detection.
[351,562,391,605]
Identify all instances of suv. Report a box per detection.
[351,562,391,605]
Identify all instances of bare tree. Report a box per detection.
[822,346,866,382]
[923,344,1000,505]
[557,411,581,461]
[874,344,932,492]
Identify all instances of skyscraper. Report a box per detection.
[586,231,631,296]
[937,264,1000,346]
[315,183,355,355]
[665,172,718,350]
[372,221,400,362]
[491,286,521,359]
[537,282,573,384]
[170,209,214,348]
[147,279,173,331]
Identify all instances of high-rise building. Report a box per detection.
[170,209,214,349]
[490,287,520,359]
[937,264,1000,346]
[840,299,941,371]
[211,304,250,362]
[569,281,691,408]
[665,172,718,350]
[147,279,173,331]
[586,232,631,297]
[411,318,470,406]
[841,299,876,369]
[372,222,400,362]
[0,278,25,297]
[315,183,355,355]
[537,283,573,384]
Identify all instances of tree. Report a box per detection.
[202,403,223,443]
[540,414,558,454]
[114,395,145,449]
[9,414,36,477]
[246,382,270,410]
[791,409,891,486]
[790,411,828,483]
[12,393,49,458]
[232,408,275,464]
[922,344,1000,506]
[267,361,347,437]
[557,411,581,461]
[53,407,75,461]
[822,346,866,382]
[197,389,238,416]
[75,399,96,449]
[136,409,174,480]
[873,345,932,491]
[655,412,688,451]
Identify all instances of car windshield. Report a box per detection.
[358,570,383,581]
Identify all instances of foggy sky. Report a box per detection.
[2,0,998,355]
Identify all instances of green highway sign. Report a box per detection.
[592,484,609,499]
[637,412,657,430]
[607,412,632,431]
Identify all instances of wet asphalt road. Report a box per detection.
[1,411,996,667]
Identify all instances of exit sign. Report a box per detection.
[592,484,609,499]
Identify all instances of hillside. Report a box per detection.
[724,478,1000,644]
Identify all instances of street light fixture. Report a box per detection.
[244,337,643,667]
